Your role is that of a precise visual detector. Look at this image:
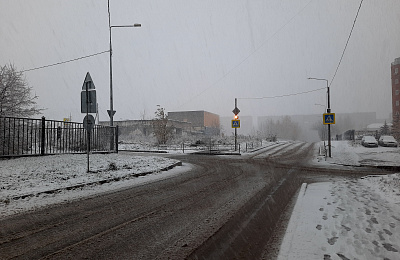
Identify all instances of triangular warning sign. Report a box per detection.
[326,116,333,122]
[82,72,95,90]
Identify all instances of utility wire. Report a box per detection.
[238,87,325,100]
[173,0,314,109]
[330,0,364,87]
[21,50,110,73]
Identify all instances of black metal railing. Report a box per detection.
[0,116,117,157]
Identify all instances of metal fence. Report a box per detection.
[0,116,117,157]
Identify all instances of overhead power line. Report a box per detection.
[173,0,314,110]
[238,87,326,100]
[330,0,364,87]
[21,50,110,73]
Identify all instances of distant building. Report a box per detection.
[391,57,400,139]
[392,58,400,118]
[99,119,192,140]
[168,110,220,135]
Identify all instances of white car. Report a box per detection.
[361,136,378,147]
[378,135,399,147]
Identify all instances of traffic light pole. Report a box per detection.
[327,81,332,158]
[308,77,332,158]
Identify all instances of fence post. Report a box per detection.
[115,125,119,153]
[41,116,45,155]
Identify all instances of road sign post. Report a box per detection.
[323,112,335,158]
[81,72,97,173]
[232,98,240,152]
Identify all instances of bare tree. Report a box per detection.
[0,64,42,117]
[152,106,172,144]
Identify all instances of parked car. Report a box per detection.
[378,135,399,147]
[361,136,378,147]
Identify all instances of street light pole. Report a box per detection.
[107,0,141,150]
[108,0,113,127]
[308,77,332,157]
[108,1,141,128]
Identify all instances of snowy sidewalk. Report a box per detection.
[278,175,400,260]
[313,140,400,168]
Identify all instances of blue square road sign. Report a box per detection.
[232,120,240,128]
[323,113,335,125]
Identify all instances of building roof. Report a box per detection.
[366,123,392,130]
[392,57,400,66]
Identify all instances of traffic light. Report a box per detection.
[234,115,239,120]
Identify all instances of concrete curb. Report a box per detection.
[192,151,241,156]
[120,150,168,153]
[10,161,183,201]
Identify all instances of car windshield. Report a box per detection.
[382,136,396,141]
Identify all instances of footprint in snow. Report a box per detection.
[370,217,378,224]
[383,229,392,236]
[392,216,400,222]
[341,225,351,231]
[382,243,398,252]
[378,231,385,241]
[337,253,350,260]
[316,224,322,230]
[323,254,332,260]
[327,236,338,245]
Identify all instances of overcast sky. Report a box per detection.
[1,0,399,122]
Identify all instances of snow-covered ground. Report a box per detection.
[1,140,400,259]
[279,141,400,259]
[313,140,400,167]
[0,153,186,219]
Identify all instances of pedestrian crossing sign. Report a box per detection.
[323,113,335,125]
[232,120,240,128]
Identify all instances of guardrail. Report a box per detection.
[0,116,117,157]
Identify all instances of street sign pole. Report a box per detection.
[86,81,90,173]
[81,72,97,173]
[327,83,331,158]
[235,98,237,151]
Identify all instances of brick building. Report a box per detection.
[391,57,400,139]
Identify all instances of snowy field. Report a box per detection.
[280,141,400,259]
[0,154,185,218]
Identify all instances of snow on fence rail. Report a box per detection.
[0,116,118,157]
